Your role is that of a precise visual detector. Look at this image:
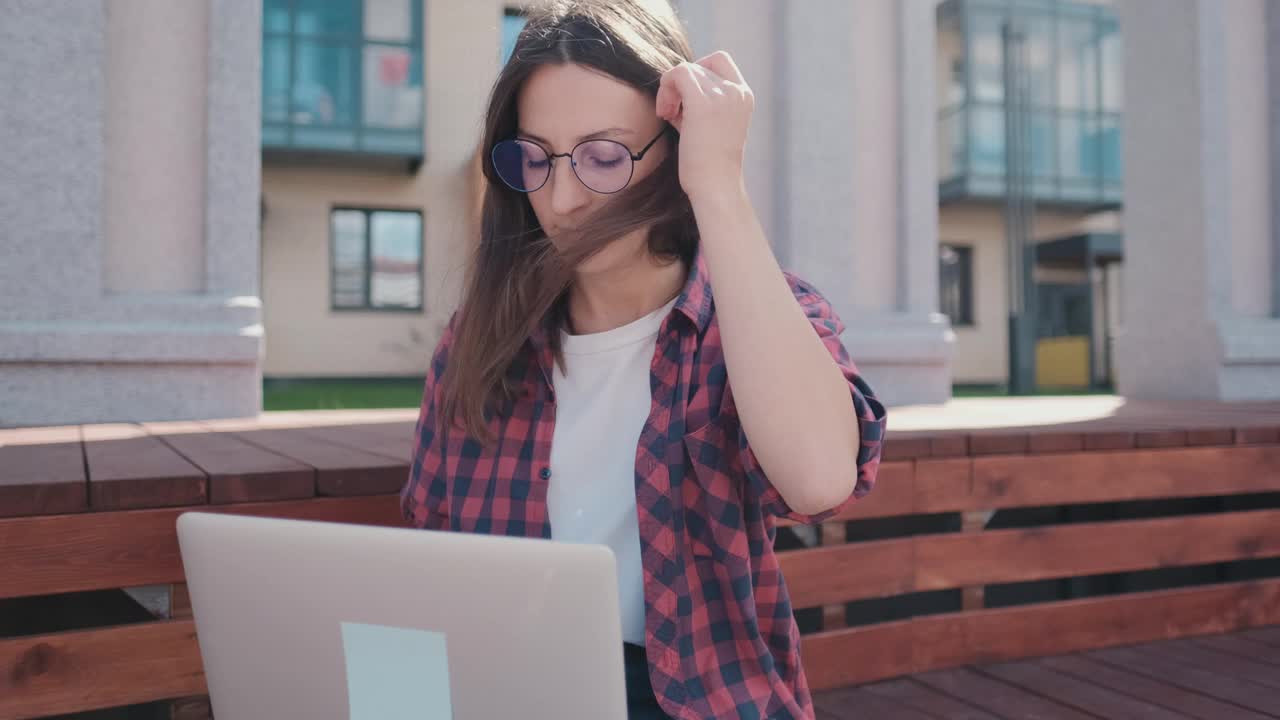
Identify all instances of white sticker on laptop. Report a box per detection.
[341,621,453,720]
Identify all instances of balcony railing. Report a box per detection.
[262,0,424,159]
[937,0,1122,208]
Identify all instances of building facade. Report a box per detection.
[258,0,955,407]
[254,0,1280,403]
[5,0,1280,427]
[935,0,1124,389]
[258,0,501,380]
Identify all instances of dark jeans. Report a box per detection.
[625,642,673,720]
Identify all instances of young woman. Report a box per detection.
[401,1,886,718]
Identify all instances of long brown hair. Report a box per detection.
[441,0,699,441]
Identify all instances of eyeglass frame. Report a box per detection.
[491,125,672,195]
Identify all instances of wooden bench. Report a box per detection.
[2,401,1279,718]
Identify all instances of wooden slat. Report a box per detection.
[165,582,217,720]
[1040,654,1275,720]
[142,423,315,504]
[882,435,931,462]
[968,432,1028,456]
[0,494,402,600]
[1187,428,1236,447]
[1190,633,1280,666]
[783,509,1280,604]
[170,583,192,620]
[1082,430,1135,451]
[977,659,1186,719]
[801,619,918,688]
[1239,626,1280,648]
[82,425,207,510]
[1088,645,1280,716]
[227,428,407,496]
[1238,426,1280,445]
[295,422,413,463]
[1132,638,1280,691]
[911,580,1280,673]
[859,677,1001,719]
[970,445,1280,510]
[1027,431,1084,454]
[1136,429,1189,448]
[0,620,205,719]
[0,438,86,519]
[800,579,1280,690]
[912,667,1098,719]
[819,523,847,630]
[912,457,972,513]
[812,685,936,720]
[779,537,914,608]
[929,434,969,458]
[959,510,991,611]
[913,508,1280,591]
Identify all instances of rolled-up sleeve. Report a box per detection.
[740,276,887,525]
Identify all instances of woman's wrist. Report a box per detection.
[688,178,751,234]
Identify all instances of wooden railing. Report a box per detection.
[2,419,1279,718]
[784,441,1280,690]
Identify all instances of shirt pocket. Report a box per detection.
[682,414,751,564]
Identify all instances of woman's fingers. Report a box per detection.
[695,50,743,85]
[656,62,706,125]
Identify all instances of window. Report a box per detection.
[263,0,424,156]
[331,208,423,311]
[936,0,1122,207]
[501,8,527,65]
[940,244,974,327]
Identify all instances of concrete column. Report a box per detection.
[675,0,781,264]
[103,0,207,294]
[678,0,953,406]
[0,0,262,427]
[1270,0,1280,318]
[774,0,953,406]
[0,0,107,325]
[1114,0,1280,400]
[206,0,264,299]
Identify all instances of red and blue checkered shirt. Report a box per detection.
[402,251,886,719]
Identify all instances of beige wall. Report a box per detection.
[261,0,501,377]
[939,204,1120,383]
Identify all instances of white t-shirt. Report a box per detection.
[547,297,677,645]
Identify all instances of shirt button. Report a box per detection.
[539,467,552,480]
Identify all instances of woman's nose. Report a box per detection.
[548,156,589,216]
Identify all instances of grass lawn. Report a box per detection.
[262,378,425,411]
[262,379,1114,411]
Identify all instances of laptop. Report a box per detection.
[176,511,628,720]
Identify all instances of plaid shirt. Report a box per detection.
[402,251,886,720]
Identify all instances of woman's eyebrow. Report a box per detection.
[516,127,636,145]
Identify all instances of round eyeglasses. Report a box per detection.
[491,127,670,195]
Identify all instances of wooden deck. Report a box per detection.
[2,396,1279,718]
[814,627,1280,720]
